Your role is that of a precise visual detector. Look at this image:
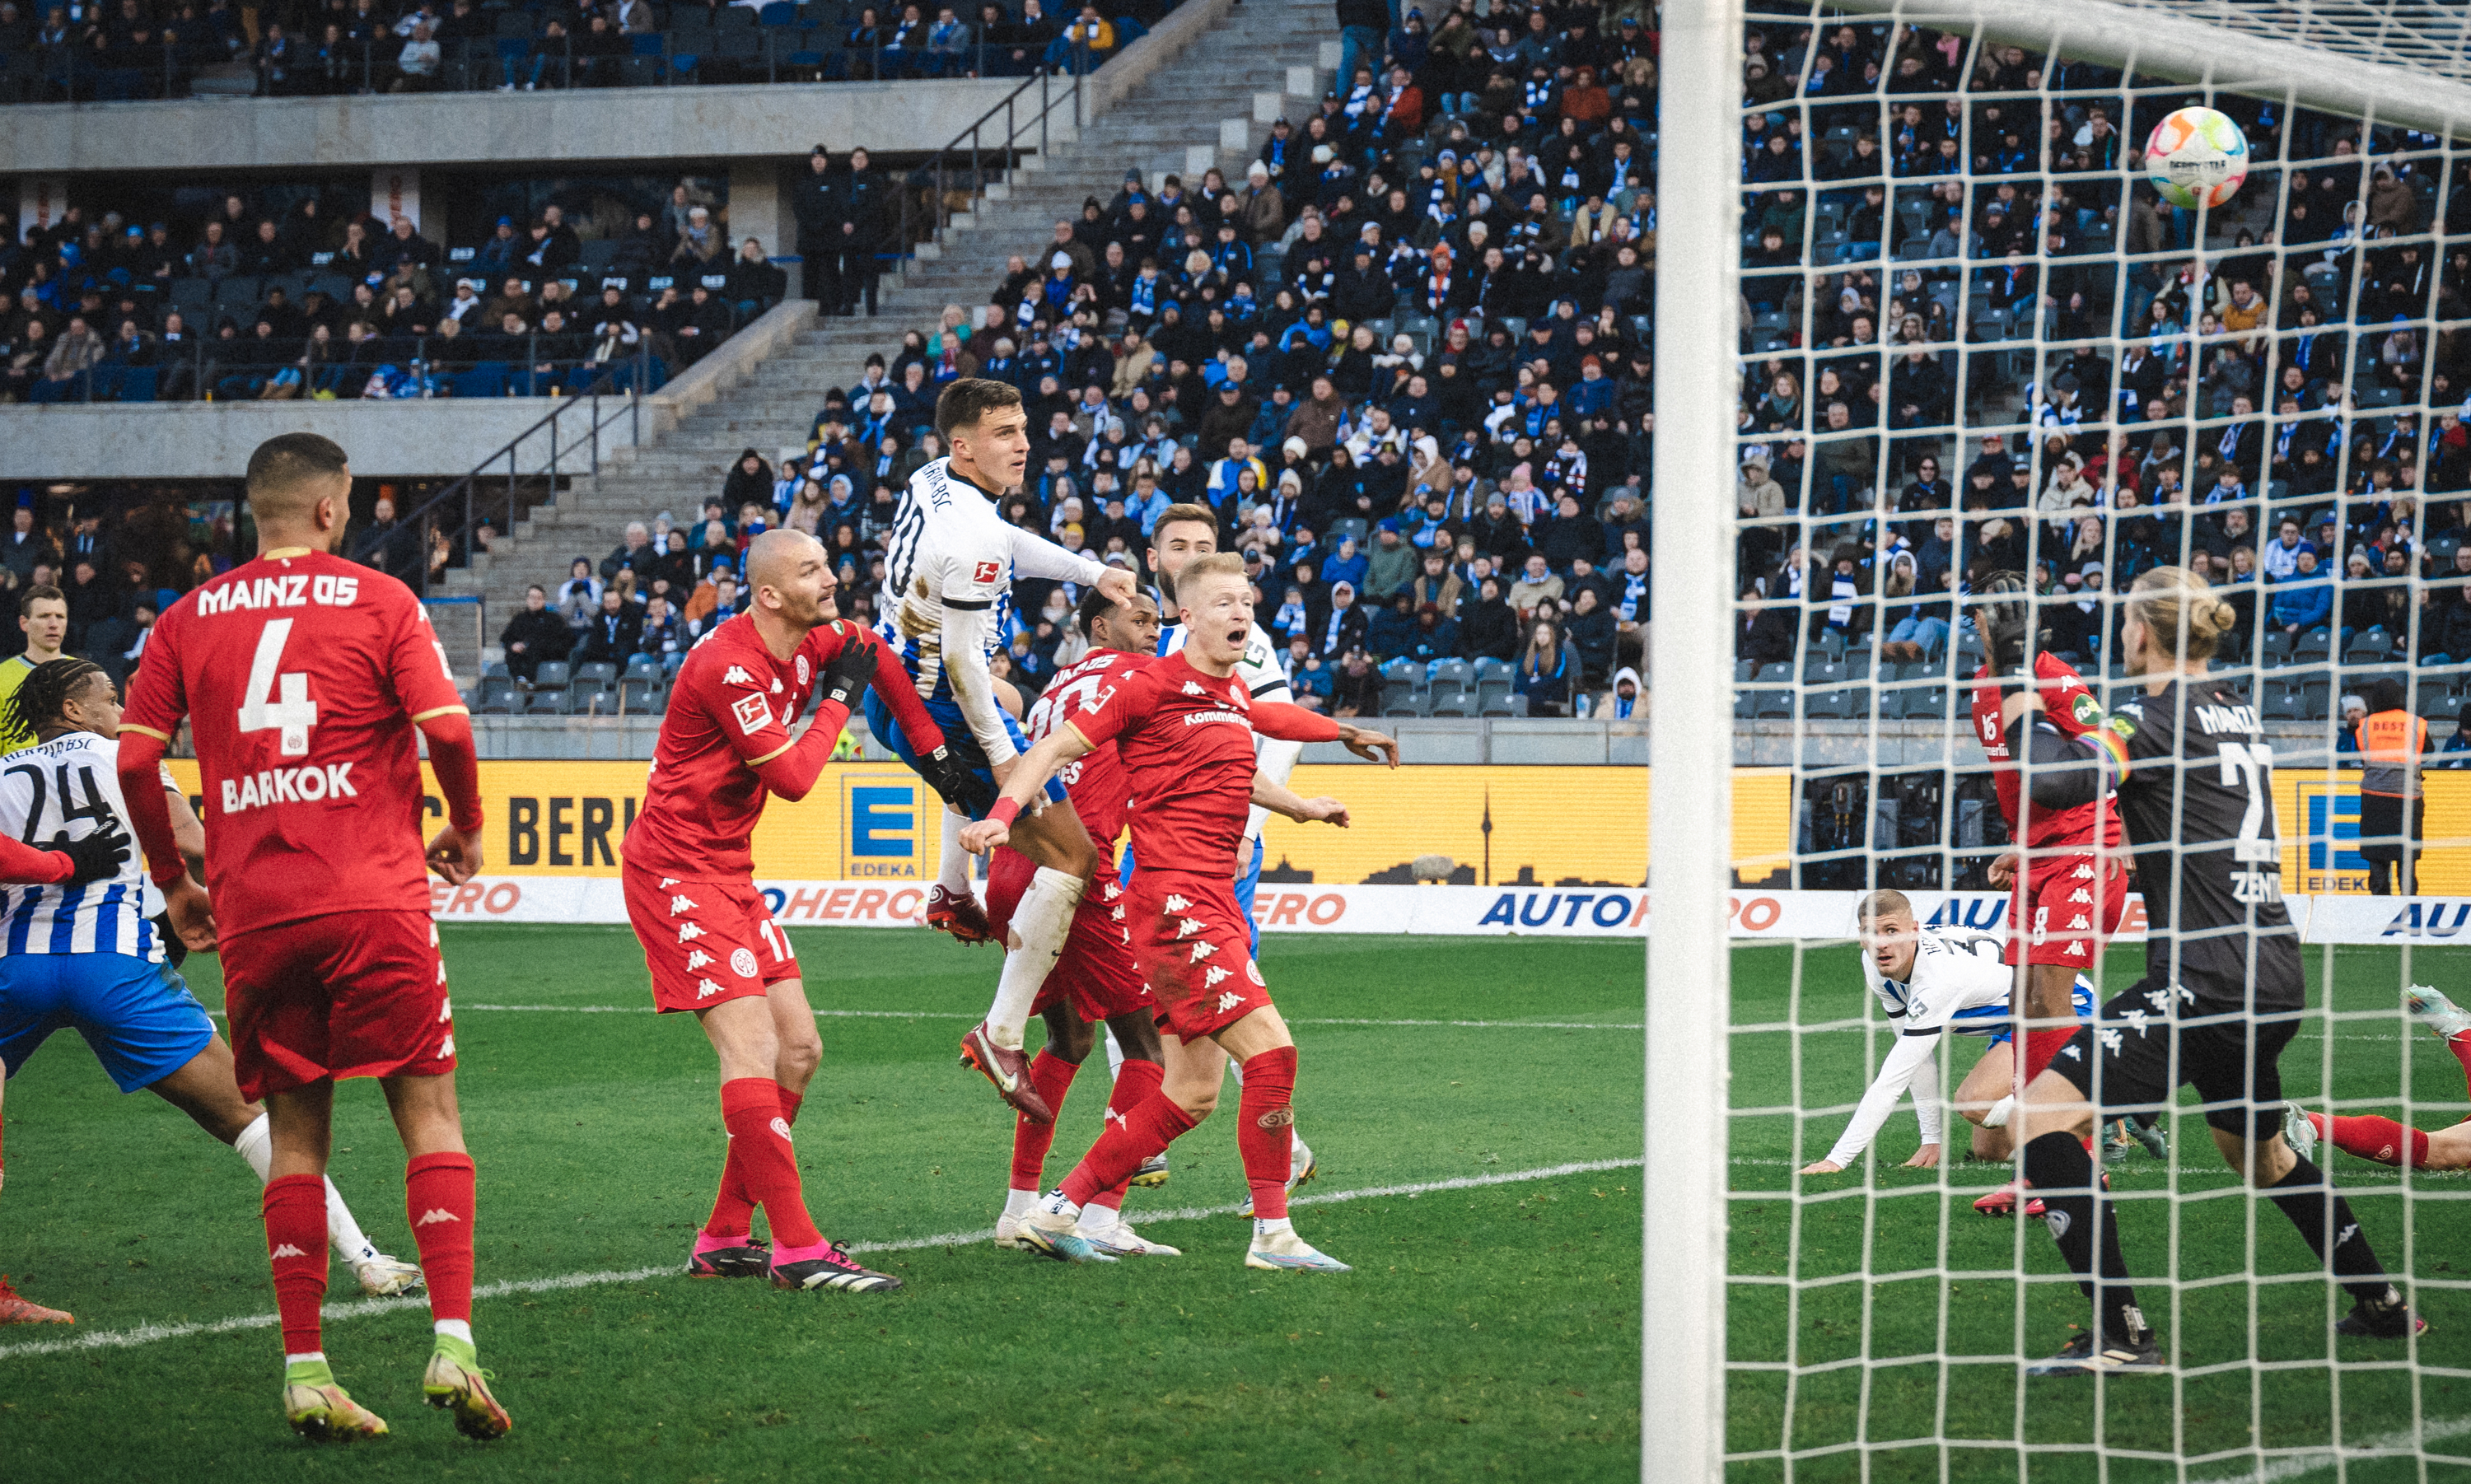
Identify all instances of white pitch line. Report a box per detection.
[2190,1415,2471,1484]
[0,1157,1644,1364]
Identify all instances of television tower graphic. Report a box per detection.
[1481,788,1493,885]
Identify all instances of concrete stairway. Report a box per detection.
[439,0,1336,629]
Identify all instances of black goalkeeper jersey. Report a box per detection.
[2108,676,2304,1015]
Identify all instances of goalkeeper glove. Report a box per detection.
[918,744,999,819]
[52,823,132,885]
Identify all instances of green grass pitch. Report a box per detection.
[0,928,2461,1482]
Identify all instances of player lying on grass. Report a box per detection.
[1996,567,2419,1375]
[963,554,1396,1272]
[2285,986,2471,1171]
[860,377,1141,1121]
[118,432,507,1440]
[624,529,985,1295]
[1796,889,2096,1178]
[1968,573,2146,1214]
[984,586,1183,1258]
[0,661,423,1328]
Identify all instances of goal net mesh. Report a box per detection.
[1717,1,2471,1474]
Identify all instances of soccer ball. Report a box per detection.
[2144,106,2248,209]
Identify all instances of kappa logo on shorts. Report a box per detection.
[415,1209,460,1226]
[1102,881,1120,901]
[1112,906,1126,922]
[2065,940,2086,957]
[1204,965,1231,988]
[439,1034,455,1058]
[723,665,754,686]
[2067,915,2090,930]
[438,997,452,1023]
[1176,917,1203,938]
[2072,863,2095,880]
[2145,987,2173,1011]
[661,877,680,889]
[730,948,759,978]
[697,978,724,999]
[1189,940,1217,964]
[678,922,708,944]
[1162,894,1190,912]
[686,949,714,972]
[2098,1029,2123,1054]
[2123,1010,2151,1035]
[1216,991,1244,1012]
[1245,959,1264,986]
[670,894,698,915]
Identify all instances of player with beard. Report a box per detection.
[1997,567,2421,1375]
[626,530,985,1294]
[964,554,1398,1271]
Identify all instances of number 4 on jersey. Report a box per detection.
[238,618,318,756]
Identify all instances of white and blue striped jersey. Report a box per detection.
[0,731,169,962]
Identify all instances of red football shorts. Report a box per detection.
[985,849,1153,1024]
[2006,852,2128,968]
[1128,870,1273,1042]
[623,864,798,1014]
[221,909,454,1102]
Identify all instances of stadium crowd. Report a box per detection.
[0,189,792,403]
[0,0,1153,101]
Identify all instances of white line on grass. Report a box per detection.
[2190,1415,2471,1484]
[439,1005,1654,1030]
[0,1157,1645,1363]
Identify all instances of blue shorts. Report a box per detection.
[1976,975,2097,1049]
[862,688,1067,820]
[1123,837,1265,954]
[0,953,216,1093]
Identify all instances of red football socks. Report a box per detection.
[717,1078,820,1248]
[1236,1047,1299,1220]
[405,1151,477,1326]
[2320,1114,2431,1169]
[2021,1026,2076,1085]
[1085,1057,1165,1211]
[1061,1085,1196,1207]
[1009,1051,1082,1190]
[264,1174,329,1355]
[708,1080,806,1239]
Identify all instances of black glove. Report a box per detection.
[820,637,880,710]
[52,823,132,884]
[918,744,999,819]
[1975,570,2039,677]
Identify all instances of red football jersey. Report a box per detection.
[1969,651,2123,851]
[120,548,467,936]
[1063,650,1258,870]
[625,614,934,879]
[1021,647,1156,845]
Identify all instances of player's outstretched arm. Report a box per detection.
[939,602,1026,771]
[1249,700,1401,768]
[959,724,1091,856]
[1251,773,1350,828]
[0,832,86,887]
[854,626,994,815]
[418,710,488,883]
[115,731,217,950]
[1801,1030,1944,1176]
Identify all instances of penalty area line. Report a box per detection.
[2189,1414,2471,1484]
[0,1157,1645,1363]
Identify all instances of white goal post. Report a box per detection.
[1648,2,2471,1479]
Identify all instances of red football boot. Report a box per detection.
[960,1020,1053,1123]
[1973,1181,2048,1220]
[927,884,999,945]
[0,1275,72,1324]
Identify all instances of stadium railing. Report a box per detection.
[23,332,668,407]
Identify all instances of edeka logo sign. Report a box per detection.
[840,772,922,879]
[2300,779,2367,893]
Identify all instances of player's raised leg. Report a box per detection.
[2290,983,2471,1174]
[1072,1010,1179,1258]
[958,799,1098,1118]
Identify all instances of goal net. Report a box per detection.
[1649,1,2471,1477]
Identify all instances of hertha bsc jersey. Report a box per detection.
[1862,925,2016,1038]
[0,731,170,960]
[876,457,1105,705]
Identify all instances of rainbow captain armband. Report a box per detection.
[988,797,1022,828]
[2089,721,2132,776]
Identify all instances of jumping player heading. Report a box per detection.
[625,529,979,1295]
[963,553,1397,1272]
[863,377,1137,1120]
[117,433,509,1442]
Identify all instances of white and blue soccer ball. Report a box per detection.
[2145,106,2249,210]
